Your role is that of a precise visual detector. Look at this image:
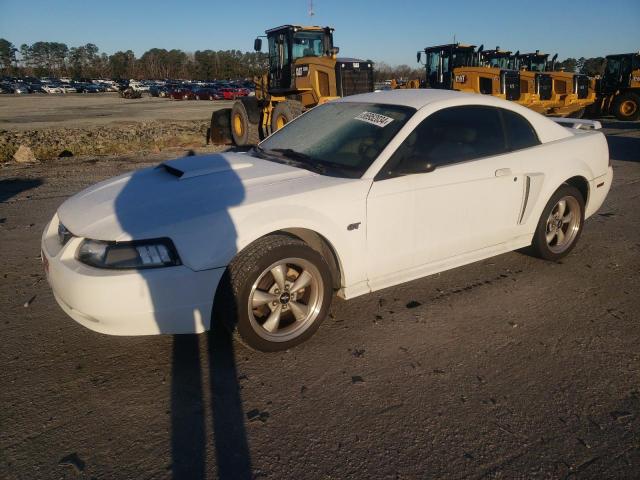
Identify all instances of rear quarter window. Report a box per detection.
[501,109,540,151]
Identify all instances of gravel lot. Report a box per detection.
[0,93,232,130]
[1,121,639,479]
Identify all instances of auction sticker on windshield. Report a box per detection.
[354,111,395,128]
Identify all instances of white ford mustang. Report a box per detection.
[42,90,613,351]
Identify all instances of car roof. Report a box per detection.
[337,89,572,143]
[336,89,501,109]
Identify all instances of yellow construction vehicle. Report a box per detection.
[588,52,640,121]
[210,25,374,147]
[418,43,522,103]
[479,47,550,114]
[389,78,421,89]
[515,51,594,117]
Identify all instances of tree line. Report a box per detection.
[0,38,611,81]
[0,39,269,80]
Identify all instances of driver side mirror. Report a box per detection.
[254,38,262,51]
[416,51,422,63]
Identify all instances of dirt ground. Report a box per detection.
[1,121,639,479]
[0,93,233,130]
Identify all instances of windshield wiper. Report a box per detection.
[265,148,326,174]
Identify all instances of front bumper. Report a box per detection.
[42,215,225,336]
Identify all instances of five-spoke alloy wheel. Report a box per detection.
[532,184,585,261]
[217,234,333,351]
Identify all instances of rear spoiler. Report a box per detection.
[552,118,602,130]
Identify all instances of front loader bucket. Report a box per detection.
[209,108,233,145]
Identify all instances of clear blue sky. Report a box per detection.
[1,0,638,65]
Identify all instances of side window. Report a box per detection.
[501,109,540,151]
[380,106,507,178]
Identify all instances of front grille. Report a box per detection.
[501,71,520,101]
[336,60,374,97]
[574,75,589,99]
[479,77,493,94]
[554,79,567,94]
[318,71,330,97]
[537,74,552,100]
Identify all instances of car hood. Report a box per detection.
[57,151,317,242]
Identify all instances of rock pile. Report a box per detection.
[1,120,209,163]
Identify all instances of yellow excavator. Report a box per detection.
[589,52,640,121]
[515,51,594,117]
[209,25,374,147]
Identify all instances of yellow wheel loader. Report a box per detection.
[479,47,550,114]
[418,43,522,103]
[588,52,640,121]
[516,51,594,117]
[209,25,374,147]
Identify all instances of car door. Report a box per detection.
[367,105,527,284]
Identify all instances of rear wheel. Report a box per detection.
[613,92,640,121]
[531,185,585,261]
[215,234,333,352]
[271,100,303,132]
[231,100,260,147]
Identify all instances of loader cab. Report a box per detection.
[420,43,477,89]
[517,52,550,72]
[601,53,640,93]
[480,48,513,70]
[258,25,334,93]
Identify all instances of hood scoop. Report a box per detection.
[159,154,254,180]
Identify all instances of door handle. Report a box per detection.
[495,168,512,177]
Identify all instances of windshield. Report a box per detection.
[452,50,475,67]
[292,31,326,60]
[256,102,415,178]
[486,56,510,69]
[529,59,547,72]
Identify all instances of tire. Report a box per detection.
[215,234,333,352]
[271,100,303,132]
[230,100,260,147]
[613,92,640,121]
[531,184,585,261]
[209,108,233,144]
[571,108,585,119]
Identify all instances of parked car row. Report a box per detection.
[0,77,255,99]
[0,79,115,94]
[149,82,253,101]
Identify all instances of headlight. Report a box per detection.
[77,238,181,269]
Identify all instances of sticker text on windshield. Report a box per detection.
[354,111,395,128]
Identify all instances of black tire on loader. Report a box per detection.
[613,92,640,121]
[209,108,233,145]
[231,100,260,147]
[270,100,303,133]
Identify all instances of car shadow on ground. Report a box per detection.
[606,135,640,162]
[600,120,640,130]
[0,177,43,203]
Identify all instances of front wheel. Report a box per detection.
[215,234,333,352]
[613,92,640,121]
[531,185,585,261]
